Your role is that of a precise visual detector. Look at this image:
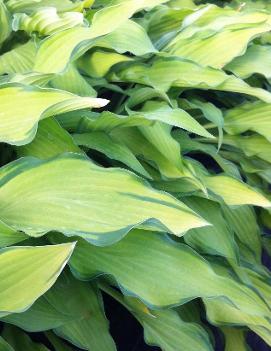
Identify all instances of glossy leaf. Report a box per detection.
[0,154,208,245]
[0,242,74,316]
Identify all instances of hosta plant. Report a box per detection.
[0,0,271,350]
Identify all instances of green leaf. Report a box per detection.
[0,153,209,245]
[0,220,27,248]
[124,296,214,351]
[182,197,238,260]
[205,298,271,346]
[165,5,271,68]
[73,132,150,178]
[0,0,11,45]
[147,7,194,49]
[113,57,271,102]
[34,1,158,73]
[52,272,116,351]
[12,7,85,36]
[50,229,271,316]
[222,328,250,351]
[44,332,74,351]
[78,50,132,78]
[179,98,224,148]
[17,118,82,159]
[94,20,156,56]
[2,325,49,351]
[1,294,74,331]
[130,101,214,139]
[0,83,108,145]
[0,41,36,75]
[221,205,261,262]
[3,270,117,350]
[0,337,14,351]
[203,174,271,207]
[222,135,271,164]
[0,242,74,316]
[6,0,87,13]
[226,45,271,79]
[224,101,271,142]
[50,64,96,97]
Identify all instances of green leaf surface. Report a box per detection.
[50,229,271,316]
[226,45,271,79]
[0,41,36,75]
[124,296,214,351]
[2,325,49,351]
[73,132,150,177]
[203,174,271,207]
[0,83,108,145]
[35,1,159,73]
[0,242,74,316]
[17,118,82,159]
[0,153,208,245]
[224,101,271,141]
[12,7,85,36]
[113,57,271,102]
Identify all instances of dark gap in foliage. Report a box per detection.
[186,152,222,173]
[0,143,17,166]
[103,292,160,351]
[87,149,112,168]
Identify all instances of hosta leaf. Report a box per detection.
[94,20,156,56]
[78,50,132,78]
[0,242,74,316]
[221,205,261,262]
[182,197,238,260]
[130,101,214,139]
[6,0,87,13]
[76,110,151,133]
[222,328,250,351]
[222,135,271,164]
[113,57,271,103]
[173,131,239,177]
[0,337,14,351]
[0,0,11,45]
[17,118,82,159]
[0,220,27,248]
[49,64,96,97]
[12,7,85,36]
[111,127,198,180]
[179,98,224,148]
[73,132,150,178]
[0,41,36,75]
[6,72,53,87]
[2,325,50,351]
[224,101,271,141]
[35,1,158,73]
[172,4,270,40]
[139,122,183,170]
[124,296,213,351]
[0,83,108,145]
[166,12,271,68]
[50,229,271,315]
[0,153,208,245]
[226,44,271,79]
[205,298,271,346]
[1,294,74,331]
[4,270,117,350]
[52,272,116,351]
[203,174,271,207]
[147,7,194,49]
[45,332,74,351]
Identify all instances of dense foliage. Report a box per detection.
[0,0,271,349]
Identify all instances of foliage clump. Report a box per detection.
[0,0,270,350]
